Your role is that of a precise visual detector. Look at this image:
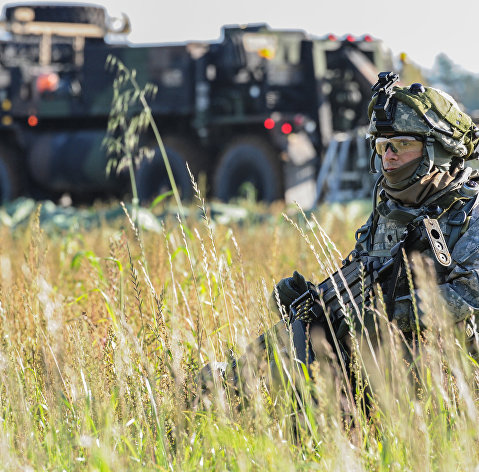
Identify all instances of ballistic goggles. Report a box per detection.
[375,135,423,156]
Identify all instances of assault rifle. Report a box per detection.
[200,216,451,391]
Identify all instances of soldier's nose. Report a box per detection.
[384,146,397,159]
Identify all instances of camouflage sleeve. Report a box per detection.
[436,208,479,322]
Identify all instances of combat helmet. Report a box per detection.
[367,72,479,182]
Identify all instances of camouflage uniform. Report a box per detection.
[359,80,479,338]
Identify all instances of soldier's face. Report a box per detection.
[377,135,424,171]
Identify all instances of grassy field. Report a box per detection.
[0,196,478,471]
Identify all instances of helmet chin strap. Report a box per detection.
[422,136,436,174]
[418,136,457,173]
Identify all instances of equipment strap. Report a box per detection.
[447,193,479,250]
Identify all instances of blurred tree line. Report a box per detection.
[396,52,479,122]
[422,53,479,121]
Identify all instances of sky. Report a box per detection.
[1,0,479,75]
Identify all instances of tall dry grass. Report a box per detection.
[0,196,477,471]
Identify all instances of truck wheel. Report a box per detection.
[0,146,22,204]
[213,137,283,203]
[135,137,199,203]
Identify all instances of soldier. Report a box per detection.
[275,72,479,370]
[201,72,479,395]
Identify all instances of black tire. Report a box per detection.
[4,5,106,28]
[0,144,22,204]
[136,137,200,203]
[213,136,283,203]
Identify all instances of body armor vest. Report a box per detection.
[355,192,479,297]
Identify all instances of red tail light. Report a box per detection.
[363,34,373,42]
[327,33,337,41]
[36,73,60,93]
[345,34,355,42]
[28,115,38,127]
[264,118,275,130]
[281,122,292,134]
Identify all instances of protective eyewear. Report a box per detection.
[375,136,423,156]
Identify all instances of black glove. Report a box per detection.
[271,271,310,314]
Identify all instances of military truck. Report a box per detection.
[0,3,393,205]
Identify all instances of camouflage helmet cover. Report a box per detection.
[368,85,479,159]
